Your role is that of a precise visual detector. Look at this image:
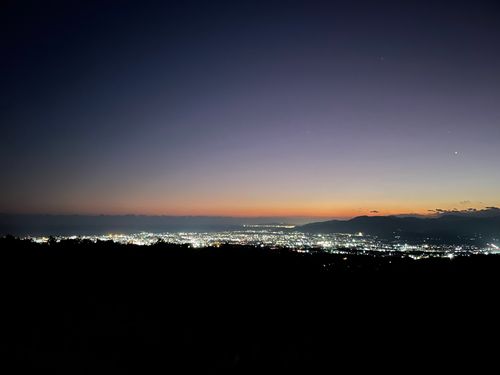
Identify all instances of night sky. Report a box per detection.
[2,0,500,218]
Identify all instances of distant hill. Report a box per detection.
[297,212,500,245]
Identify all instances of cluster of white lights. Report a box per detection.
[23,229,495,258]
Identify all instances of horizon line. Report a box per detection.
[1,207,497,219]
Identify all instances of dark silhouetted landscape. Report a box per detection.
[298,208,500,245]
[1,236,499,373]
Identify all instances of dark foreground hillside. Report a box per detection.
[1,237,499,373]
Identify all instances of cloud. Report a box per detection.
[430,206,500,218]
[459,200,471,205]
[370,210,379,214]
[431,208,460,214]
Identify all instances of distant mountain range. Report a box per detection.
[297,209,500,245]
[2,209,499,245]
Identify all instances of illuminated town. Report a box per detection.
[25,225,500,259]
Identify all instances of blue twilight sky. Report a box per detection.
[1,0,500,217]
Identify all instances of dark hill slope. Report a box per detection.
[298,215,500,244]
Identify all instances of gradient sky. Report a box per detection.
[1,0,500,218]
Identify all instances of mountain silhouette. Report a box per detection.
[298,211,500,244]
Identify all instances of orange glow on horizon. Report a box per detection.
[10,200,494,220]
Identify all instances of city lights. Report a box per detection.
[25,229,492,259]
